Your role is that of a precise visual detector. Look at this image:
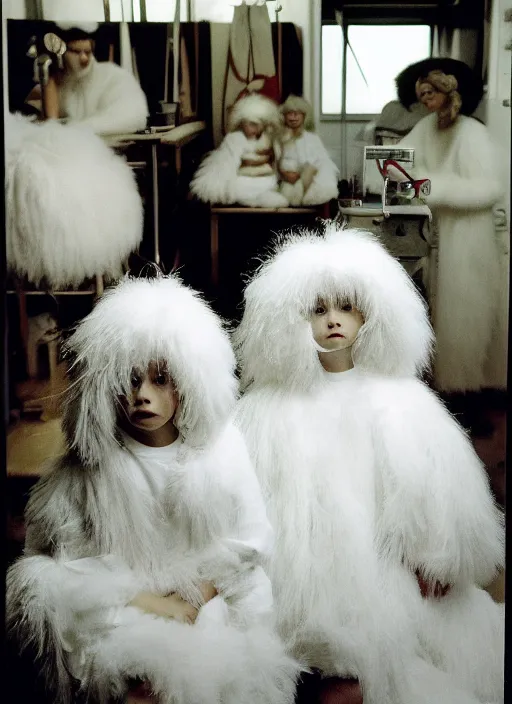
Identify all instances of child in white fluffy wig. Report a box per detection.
[191,92,288,207]
[278,95,339,206]
[7,274,300,704]
[234,226,504,704]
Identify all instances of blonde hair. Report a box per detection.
[415,70,462,128]
[280,94,315,131]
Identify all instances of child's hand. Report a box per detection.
[280,169,301,184]
[199,581,218,604]
[129,591,198,624]
[163,593,199,624]
[414,569,451,599]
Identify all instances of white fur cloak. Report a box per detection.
[191,93,288,208]
[59,57,148,136]
[279,130,339,206]
[7,275,299,704]
[400,113,506,392]
[234,227,504,704]
[191,130,288,207]
[5,112,143,289]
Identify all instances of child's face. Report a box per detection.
[242,120,264,139]
[284,110,305,129]
[120,361,178,433]
[310,299,364,351]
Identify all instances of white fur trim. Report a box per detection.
[234,226,434,390]
[5,112,143,288]
[63,275,238,461]
[56,21,99,34]
[228,93,281,132]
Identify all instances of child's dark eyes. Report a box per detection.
[130,374,141,388]
[154,373,168,386]
[342,303,353,312]
[315,306,326,315]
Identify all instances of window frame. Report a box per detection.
[320,18,434,122]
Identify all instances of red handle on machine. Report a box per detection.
[376,159,430,198]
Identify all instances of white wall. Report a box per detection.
[3,0,27,19]
[485,0,511,239]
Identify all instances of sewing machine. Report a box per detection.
[340,145,438,315]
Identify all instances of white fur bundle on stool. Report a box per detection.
[5,113,143,289]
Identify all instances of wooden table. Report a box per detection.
[106,122,206,264]
[209,204,330,286]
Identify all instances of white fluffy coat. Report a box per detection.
[401,113,505,391]
[7,276,299,704]
[234,227,504,704]
[191,131,288,207]
[279,130,339,205]
[5,112,143,288]
[59,58,148,135]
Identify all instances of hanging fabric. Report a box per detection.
[222,1,279,133]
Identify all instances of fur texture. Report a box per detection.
[234,226,504,703]
[228,93,281,133]
[278,130,339,205]
[5,112,143,288]
[7,275,300,703]
[191,130,288,207]
[234,226,434,391]
[62,275,238,461]
[59,58,148,135]
[401,113,505,391]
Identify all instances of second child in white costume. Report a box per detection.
[278,95,339,206]
[191,93,288,207]
[234,226,504,704]
[7,275,299,704]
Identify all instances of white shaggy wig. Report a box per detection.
[5,112,143,288]
[62,274,238,465]
[234,225,434,390]
[228,93,281,133]
[280,94,315,131]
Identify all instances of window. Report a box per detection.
[321,24,431,117]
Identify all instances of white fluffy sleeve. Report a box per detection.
[372,379,504,588]
[302,132,339,205]
[404,117,502,211]
[195,423,275,624]
[190,132,245,204]
[6,465,142,698]
[70,63,148,136]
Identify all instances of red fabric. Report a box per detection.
[234,75,281,105]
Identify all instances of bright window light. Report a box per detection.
[321,24,344,116]
[322,24,431,116]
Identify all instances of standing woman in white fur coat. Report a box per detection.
[234,226,504,704]
[7,275,299,704]
[396,58,506,399]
